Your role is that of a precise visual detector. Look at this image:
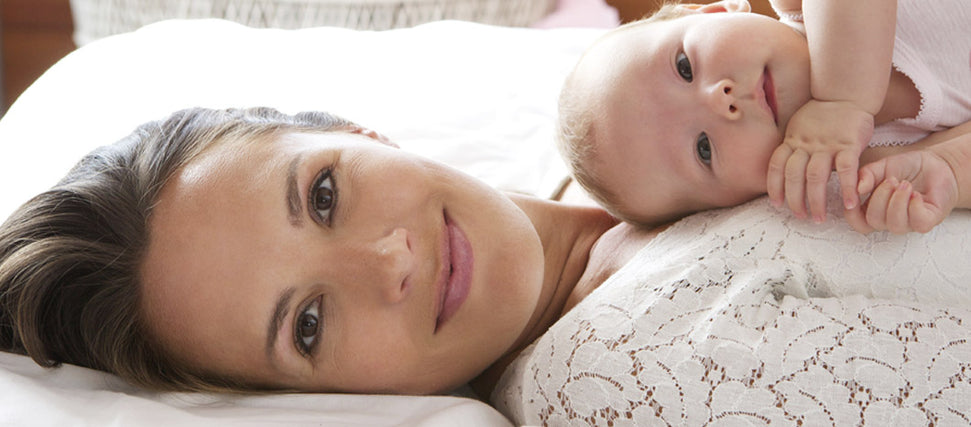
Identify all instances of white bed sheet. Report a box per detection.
[0,19,605,426]
[1,351,509,427]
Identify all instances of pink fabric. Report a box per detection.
[868,0,971,147]
[532,0,620,29]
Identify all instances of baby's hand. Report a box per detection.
[845,150,959,234]
[767,99,874,222]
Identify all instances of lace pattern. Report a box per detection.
[493,191,971,426]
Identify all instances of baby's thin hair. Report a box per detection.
[555,1,686,223]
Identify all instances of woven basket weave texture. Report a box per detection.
[70,0,555,45]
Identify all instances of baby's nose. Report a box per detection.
[707,79,740,120]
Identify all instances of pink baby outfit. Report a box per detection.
[778,0,971,147]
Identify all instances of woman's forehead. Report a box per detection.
[278,131,380,148]
[141,135,314,375]
[183,131,370,177]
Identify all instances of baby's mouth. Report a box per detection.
[763,67,778,125]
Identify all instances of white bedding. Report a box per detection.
[494,187,971,426]
[0,350,508,426]
[0,19,605,426]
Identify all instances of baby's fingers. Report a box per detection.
[835,150,860,210]
[844,203,875,234]
[886,181,914,234]
[806,154,831,223]
[864,177,899,231]
[767,145,792,208]
[784,150,810,219]
[857,159,889,204]
[908,193,944,234]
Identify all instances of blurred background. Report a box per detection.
[0,0,773,117]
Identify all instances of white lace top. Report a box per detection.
[492,187,971,425]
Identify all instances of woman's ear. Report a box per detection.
[675,0,751,15]
[348,127,399,148]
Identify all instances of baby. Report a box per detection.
[557,0,971,233]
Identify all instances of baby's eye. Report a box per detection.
[295,297,321,356]
[676,51,693,82]
[696,133,712,165]
[310,169,336,224]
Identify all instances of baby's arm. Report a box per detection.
[766,0,897,223]
[846,121,971,234]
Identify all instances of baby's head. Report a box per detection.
[557,0,811,225]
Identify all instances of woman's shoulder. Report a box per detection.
[562,221,668,314]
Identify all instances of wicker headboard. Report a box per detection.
[68,0,556,45]
[607,0,775,22]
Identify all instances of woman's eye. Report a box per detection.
[676,51,693,82]
[295,298,321,356]
[310,169,336,224]
[697,133,712,165]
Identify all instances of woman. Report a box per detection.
[0,106,649,397]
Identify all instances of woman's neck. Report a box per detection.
[470,194,616,398]
[514,194,618,338]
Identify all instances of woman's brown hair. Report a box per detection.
[0,107,356,392]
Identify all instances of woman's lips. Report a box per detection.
[435,212,473,332]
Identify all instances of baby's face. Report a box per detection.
[574,8,812,223]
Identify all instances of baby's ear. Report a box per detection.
[676,0,751,15]
[348,126,398,148]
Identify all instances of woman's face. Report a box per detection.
[140,131,545,394]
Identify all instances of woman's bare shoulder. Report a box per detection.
[562,221,669,315]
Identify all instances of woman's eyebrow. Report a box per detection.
[286,153,304,227]
[266,286,296,361]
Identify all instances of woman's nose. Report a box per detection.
[706,78,740,120]
[358,227,414,304]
